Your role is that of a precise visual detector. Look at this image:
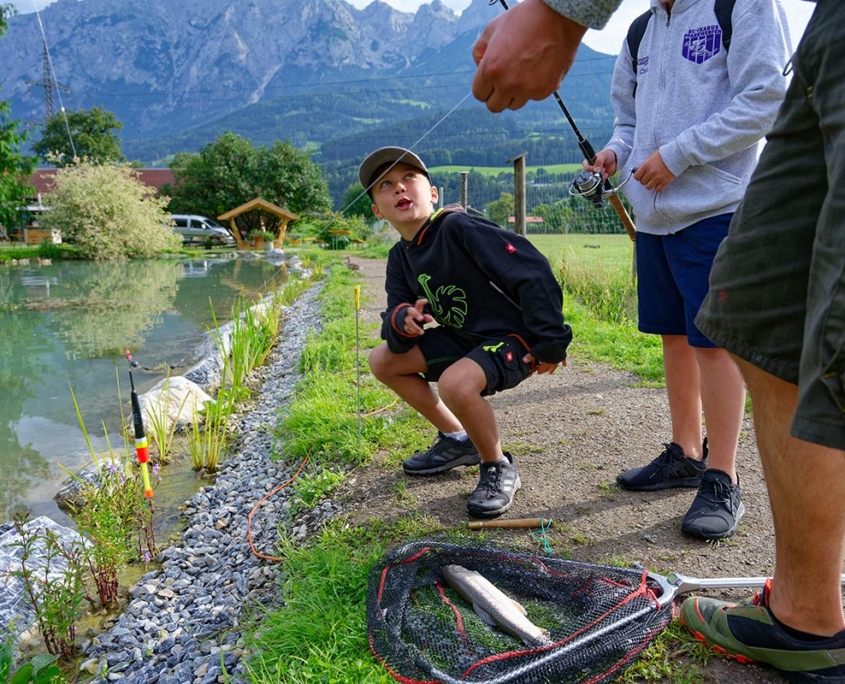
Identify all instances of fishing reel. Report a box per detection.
[569,168,636,209]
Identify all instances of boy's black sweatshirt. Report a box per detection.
[380,207,572,363]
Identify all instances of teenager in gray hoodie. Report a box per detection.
[585,0,789,541]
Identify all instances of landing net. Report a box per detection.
[367,541,673,684]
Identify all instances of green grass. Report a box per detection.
[238,249,688,684]
[528,233,636,273]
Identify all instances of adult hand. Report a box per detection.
[472,0,587,112]
[403,299,433,336]
[634,151,676,192]
[584,149,617,180]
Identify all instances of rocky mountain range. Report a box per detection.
[1,0,617,165]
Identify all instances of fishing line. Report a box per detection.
[32,1,77,159]
[531,517,554,555]
[339,89,473,216]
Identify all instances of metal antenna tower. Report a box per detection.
[26,35,70,120]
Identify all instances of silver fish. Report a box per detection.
[441,564,552,646]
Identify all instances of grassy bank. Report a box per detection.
[238,248,717,684]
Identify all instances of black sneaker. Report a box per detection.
[466,452,521,518]
[617,440,708,491]
[402,432,480,476]
[681,579,845,683]
[681,469,745,540]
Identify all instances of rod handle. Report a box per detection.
[608,194,637,242]
[468,517,552,530]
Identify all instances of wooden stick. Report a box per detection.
[467,518,552,530]
[608,194,637,242]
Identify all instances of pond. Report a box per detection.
[0,256,289,527]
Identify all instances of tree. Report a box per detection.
[39,161,180,260]
[341,183,376,222]
[486,192,515,229]
[166,132,332,235]
[31,106,125,167]
[0,4,35,238]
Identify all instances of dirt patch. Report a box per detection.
[340,255,787,684]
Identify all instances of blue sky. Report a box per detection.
[17,0,814,54]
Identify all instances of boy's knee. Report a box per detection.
[368,344,390,378]
[438,368,485,405]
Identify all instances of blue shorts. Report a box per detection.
[636,214,732,348]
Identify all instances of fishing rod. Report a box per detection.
[487,0,637,241]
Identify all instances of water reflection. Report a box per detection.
[0,257,288,524]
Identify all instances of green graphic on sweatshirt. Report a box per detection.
[418,274,467,328]
[482,342,505,353]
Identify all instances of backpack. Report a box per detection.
[626,0,736,95]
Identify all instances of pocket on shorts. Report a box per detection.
[473,337,533,396]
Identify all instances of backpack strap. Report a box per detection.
[626,10,653,79]
[714,0,736,52]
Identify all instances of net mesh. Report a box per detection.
[367,541,674,684]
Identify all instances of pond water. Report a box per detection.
[0,256,289,527]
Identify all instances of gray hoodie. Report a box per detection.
[604,0,790,235]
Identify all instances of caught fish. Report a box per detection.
[441,564,552,646]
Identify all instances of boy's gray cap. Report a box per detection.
[359,146,429,190]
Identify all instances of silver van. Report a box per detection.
[171,214,235,245]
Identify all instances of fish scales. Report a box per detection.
[441,564,552,646]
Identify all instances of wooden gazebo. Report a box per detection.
[218,198,299,250]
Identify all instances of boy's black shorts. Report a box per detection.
[417,327,533,397]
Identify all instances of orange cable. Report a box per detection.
[247,453,310,562]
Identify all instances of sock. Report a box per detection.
[443,430,468,441]
[769,609,833,643]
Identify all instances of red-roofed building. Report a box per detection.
[28,168,174,200]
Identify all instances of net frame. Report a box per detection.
[367,540,674,684]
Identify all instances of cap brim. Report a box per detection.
[359,146,429,191]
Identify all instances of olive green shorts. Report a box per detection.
[695,0,845,449]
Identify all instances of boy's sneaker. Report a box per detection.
[681,469,745,539]
[681,579,845,683]
[466,452,521,518]
[402,432,480,476]
[617,440,708,491]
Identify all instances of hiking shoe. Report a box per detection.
[681,579,845,683]
[617,440,708,491]
[681,469,745,540]
[466,452,521,518]
[402,432,480,476]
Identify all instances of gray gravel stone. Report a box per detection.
[81,279,337,683]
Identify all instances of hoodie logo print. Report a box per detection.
[683,25,722,64]
[418,274,467,328]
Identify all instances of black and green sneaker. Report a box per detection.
[466,452,521,518]
[402,432,480,476]
[681,579,845,683]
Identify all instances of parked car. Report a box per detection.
[170,214,235,246]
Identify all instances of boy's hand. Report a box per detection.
[523,353,565,375]
[403,299,434,336]
[634,151,676,192]
[584,149,617,180]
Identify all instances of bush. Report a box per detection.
[40,161,181,261]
